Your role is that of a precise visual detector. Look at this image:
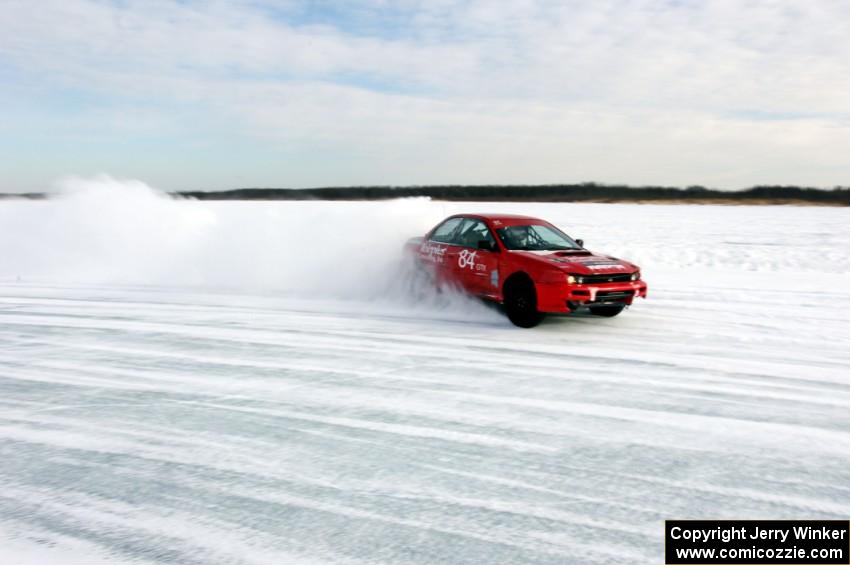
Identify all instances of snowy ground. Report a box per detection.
[1,183,849,564]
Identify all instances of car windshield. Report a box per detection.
[496,224,581,251]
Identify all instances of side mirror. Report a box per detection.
[575,239,584,248]
[478,240,496,251]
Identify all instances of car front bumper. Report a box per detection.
[535,280,648,313]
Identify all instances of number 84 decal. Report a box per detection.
[458,249,487,271]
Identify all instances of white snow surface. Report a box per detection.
[1,180,849,564]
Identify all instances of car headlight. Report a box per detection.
[631,272,640,281]
[567,275,583,284]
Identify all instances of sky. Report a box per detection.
[1,0,849,192]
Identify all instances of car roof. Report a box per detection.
[448,213,548,225]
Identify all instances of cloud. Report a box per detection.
[1,0,850,190]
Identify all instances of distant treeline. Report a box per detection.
[176,183,850,205]
[2,183,849,205]
[0,192,46,200]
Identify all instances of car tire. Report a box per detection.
[589,304,626,317]
[504,278,544,328]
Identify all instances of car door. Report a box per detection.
[419,217,463,287]
[450,218,501,297]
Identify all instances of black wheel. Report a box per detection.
[589,304,626,317]
[504,277,544,328]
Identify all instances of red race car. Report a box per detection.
[405,214,647,327]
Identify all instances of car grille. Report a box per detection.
[579,273,633,284]
[594,291,634,301]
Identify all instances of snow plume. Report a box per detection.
[0,175,500,319]
[2,175,217,286]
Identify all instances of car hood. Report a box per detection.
[511,250,638,275]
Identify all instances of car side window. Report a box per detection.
[452,219,496,249]
[429,217,464,243]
